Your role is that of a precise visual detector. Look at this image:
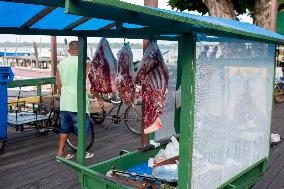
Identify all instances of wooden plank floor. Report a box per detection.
[253,103,284,189]
[1,104,284,189]
[0,120,140,189]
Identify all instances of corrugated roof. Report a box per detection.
[0,0,283,44]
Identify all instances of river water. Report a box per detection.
[0,47,178,63]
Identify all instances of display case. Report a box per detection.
[0,0,283,188]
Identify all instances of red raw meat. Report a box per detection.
[117,43,136,105]
[135,42,169,134]
[89,38,117,93]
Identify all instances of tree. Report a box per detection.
[168,0,273,29]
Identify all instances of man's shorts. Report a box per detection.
[60,111,90,136]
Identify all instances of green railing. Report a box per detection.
[8,77,56,96]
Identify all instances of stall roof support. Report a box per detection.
[0,27,179,40]
[76,36,87,169]
[98,21,116,30]
[63,17,91,30]
[178,33,195,189]
[174,37,183,134]
[19,6,56,28]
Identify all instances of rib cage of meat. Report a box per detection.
[117,43,136,105]
[88,37,117,93]
[135,42,169,134]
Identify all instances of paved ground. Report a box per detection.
[1,103,284,189]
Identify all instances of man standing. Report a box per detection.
[56,41,92,159]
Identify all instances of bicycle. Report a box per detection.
[274,79,284,103]
[90,95,142,135]
[46,107,95,152]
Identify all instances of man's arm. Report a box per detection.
[56,69,62,95]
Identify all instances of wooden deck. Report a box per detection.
[1,104,284,189]
[253,103,284,189]
[0,121,140,189]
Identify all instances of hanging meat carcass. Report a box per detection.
[89,37,117,93]
[117,43,136,105]
[135,42,169,134]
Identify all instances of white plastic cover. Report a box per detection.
[155,63,177,140]
[191,35,275,189]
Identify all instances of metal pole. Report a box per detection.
[141,0,158,146]
[178,33,195,189]
[174,38,183,134]
[270,0,279,32]
[143,0,158,53]
[76,36,87,187]
[51,36,57,76]
[77,36,87,165]
[51,36,57,93]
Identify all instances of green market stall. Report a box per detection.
[1,0,284,188]
[277,8,284,65]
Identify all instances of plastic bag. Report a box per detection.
[149,136,179,167]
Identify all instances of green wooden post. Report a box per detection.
[174,38,183,134]
[36,84,41,96]
[77,36,87,187]
[265,45,277,175]
[178,33,196,189]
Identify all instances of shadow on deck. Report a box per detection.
[252,103,284,189]
[1,104,284,189]
[0,120,140,189]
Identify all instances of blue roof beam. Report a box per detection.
[98,21,116,30]
[20,6,56,28]
[63,17,91,30]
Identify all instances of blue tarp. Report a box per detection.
[0,52,31,57]
[0,1,144,30]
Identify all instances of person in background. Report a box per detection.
[56,41,93,160]
[209,46,218,58]
[198,45,209,60]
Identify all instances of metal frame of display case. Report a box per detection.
[1,0,283,188]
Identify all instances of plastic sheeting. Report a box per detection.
[31,8,82,30]
[191,34,275,189]
[154,7,284,41]
[0,1,45,27]
[0,1,145,31]
[75,18,113,31]
[155,62,177,141]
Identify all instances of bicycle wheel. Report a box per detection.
[0,140,6,155]
[110,93,122,104]
[46,108,61,133]
[35,120,50,135]
[124,103,142,135]
[90,108,106,125]
[99,104,123,129]
[66,119,95,152]
[274,83,284,103]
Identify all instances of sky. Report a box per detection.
[0,0,252,43]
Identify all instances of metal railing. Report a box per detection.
[8,77,56,96]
